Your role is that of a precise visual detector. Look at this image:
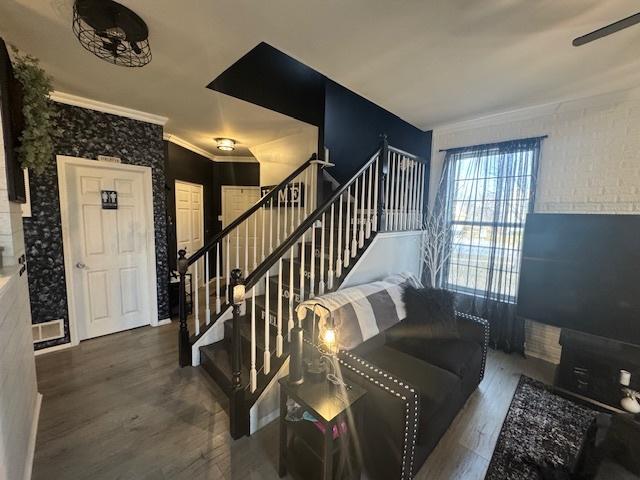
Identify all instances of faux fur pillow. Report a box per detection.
[400,285,459,339]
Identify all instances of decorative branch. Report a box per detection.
[421,176,460,288]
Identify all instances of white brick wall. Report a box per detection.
[430,87,640,364]
[0,107,40,480]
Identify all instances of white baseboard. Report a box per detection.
[24,393,42,480]
[34,341,74,357]
[157,318,172,326]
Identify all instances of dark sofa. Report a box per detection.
[338,311,489,479]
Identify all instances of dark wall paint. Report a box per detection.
[24,103,169,349]
[208,42,325,128]
[208,42,431,186]
[164,141,216,271]
[164,141,260,272]
[324,80,432,182]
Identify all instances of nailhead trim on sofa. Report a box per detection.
[455,311,490,383]
[338,350,420,479]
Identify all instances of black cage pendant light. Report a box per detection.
[72,0,151,67]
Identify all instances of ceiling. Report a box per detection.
[1,0,639,156]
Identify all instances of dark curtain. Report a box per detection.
[438,137,542,354]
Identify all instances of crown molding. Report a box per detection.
[50,91,169,126]
[163,133,257,163]
[432,86,640,136]
[163,133,216,160]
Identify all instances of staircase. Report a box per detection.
[176,138,428,438]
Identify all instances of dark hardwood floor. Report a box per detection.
[33,321,555,479]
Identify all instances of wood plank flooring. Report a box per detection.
[33,321,554,480]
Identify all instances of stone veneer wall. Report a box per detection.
[23,102,169,349]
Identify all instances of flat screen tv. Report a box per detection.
[517,213,640,346]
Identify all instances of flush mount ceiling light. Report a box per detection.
[215,138,235,151]
[72,0,152,67]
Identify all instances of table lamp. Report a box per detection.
[620,369,640,413]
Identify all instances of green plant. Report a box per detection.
[10,46,58,175]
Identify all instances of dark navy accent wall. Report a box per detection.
[324,80,432,182]
[164,141,260,272]
[208,42,432,186]
[24,103,169,349]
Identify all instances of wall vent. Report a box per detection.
[32,319,64,343]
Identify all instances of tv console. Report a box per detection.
[555,329,640,412]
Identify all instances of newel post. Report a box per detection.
[229,268,247,439]
[377,134,389,232]
[177,249,192,367]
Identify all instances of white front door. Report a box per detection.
[61,159,154,341]
[222,186,261,273]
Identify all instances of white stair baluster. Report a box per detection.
[299,231,306,301]
[215,242,221,314]
[269,198,273,255]
[389,152,397,230]
[250,286,257,393]
[276,258,283,357]
[366,162,373,238]
[244,220,249,274]
[406,159,414,229]
[226,236,230,305]
[336,196,343,277]
[413,160,420,229]
[359,169,365,248]
[405,157,412,230]
[277,194,281,246]
[264,270,271,375]
[261,203,266,261]
[310,220,316,298]
[253,212,258,270]
[236,230,240,268]
[283,188,288,239]
[399,156,406,230]
[327,204,335,290]
[351,177,358,257]
[304,168,309,220]
[297,174,302,228]
[288,245,295,340]
[373,155,379,232]
[344,185,351,268]
[194,259,200,335]
[205,251,211,325]
[319,213,326,295]
[418,162,425,227]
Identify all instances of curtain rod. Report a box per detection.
[438,135,548,153]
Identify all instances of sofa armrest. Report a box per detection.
[455,311,490,382]
[338,350,420,480]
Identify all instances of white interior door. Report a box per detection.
[222,186,261,274]
[175,181,204,282]
[63,162,152,341]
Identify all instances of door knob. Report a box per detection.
[76,262,86,269]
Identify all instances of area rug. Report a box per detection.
[484,375,599,480]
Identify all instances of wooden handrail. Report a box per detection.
[186,156,317,266]
[244,147,381,289]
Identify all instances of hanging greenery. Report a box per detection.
[10,46,58,175]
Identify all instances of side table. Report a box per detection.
[278,376,367,480]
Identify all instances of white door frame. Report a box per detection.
[174,179,204,253]
[175,179,205,286]
[57,155,159,347]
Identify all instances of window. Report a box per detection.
[442,138,541,302]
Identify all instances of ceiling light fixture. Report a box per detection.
[72,0,152,67]
[216,138,235,151]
